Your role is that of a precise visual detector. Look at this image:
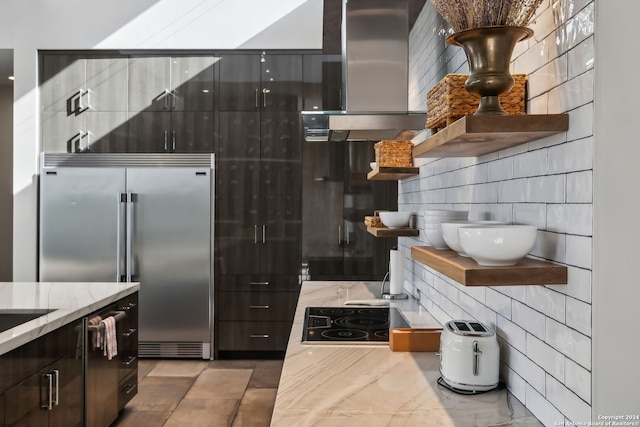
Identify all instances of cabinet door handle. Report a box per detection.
[171,89,177,110]
[255,88,259,109]
[250,305,270,309]
[262,225,266,244]
[250,334,269,338]
[163,89,171,110]
[41,373,53,410]
[52,369,59,407]
[346,225,351,245]
[254,225,258,244]
[123,328,137,337]
[163,131,168,152]
[171,130,176,152]
[124,383,136,395]
[250,281,269,286]
[338,226,342,246]
[262,88,268,108]
[123,356,137,366]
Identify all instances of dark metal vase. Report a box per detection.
[447,26,533,115]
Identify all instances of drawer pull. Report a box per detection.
[250,281,269,286]
[123,356,137,366]
[249,334,269,338]
[123,328,137,337]
[250,305,270,309]
[123,383,136,395]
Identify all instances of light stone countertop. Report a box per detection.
[271,281,542,427]
[0,281,140,355]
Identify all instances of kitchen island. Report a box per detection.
[271,281,542,426]
[0,281,139,355]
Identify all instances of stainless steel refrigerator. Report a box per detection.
[39,153,214,359]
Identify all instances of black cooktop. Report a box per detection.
[302,306,410,344]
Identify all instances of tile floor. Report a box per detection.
[112,359,284,427]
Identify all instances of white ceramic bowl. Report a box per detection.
[458,225,537,266]
[370,162,377,170]
[379,211,412,229]
[440,221,504,257]
[424,226,449,249]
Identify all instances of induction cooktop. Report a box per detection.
[302,306,410,344]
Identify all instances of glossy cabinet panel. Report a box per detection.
[128,56,171,112]
[218,54,261,111]
[85,57,129,112]
[261,54,303,111]
[40,54,85,113]
[171,56,216,112]
[302,54,343,111]
[127,111,172,153]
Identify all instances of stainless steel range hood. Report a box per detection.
[302,0,426,142]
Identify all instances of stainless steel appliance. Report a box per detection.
[39,153,214,359]
[439,320,500,393]
[302,307,409,344]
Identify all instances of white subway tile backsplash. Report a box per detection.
[502,364,527,403]
[502,343,546,394]
[471,182,498,203]
[546,319,591,369]
[548,69,594,113]
[498,178,528,202]
[513,300,546,339]
[549,137,593,174]
[565,235,592,269]
[526,384,566,427]
[550,266,592,303]
[568,36,594,79]
[527,333,565,381]
[514,203,547,229]
[567,171,592,203]
[514,150,547,178]
[565,358,591,404]
[528,174,566,202]
[488,157,514,182]
[547,203,593,236]
[546,374,591,423]
[567,104,594,141]
[531,230,566,264]
[528,55,568,98]
[566,297,591,336]
[494,286,527,304]
[527,286,566,323]
[496,315,526,354]
[486,288,512,319]
[528,92,549,115]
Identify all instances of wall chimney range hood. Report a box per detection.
[302,0,426,142]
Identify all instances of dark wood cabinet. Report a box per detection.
[302,140,398,281]
[0,320,83,427]
[302,54,342,111]
[216,54,302,356]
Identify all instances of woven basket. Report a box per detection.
[426,73,527,132]
[374,140,413,167]
[364,210,387,228]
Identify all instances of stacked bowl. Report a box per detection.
[424,209,468,249]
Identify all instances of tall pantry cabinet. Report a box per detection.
[215,53,302,356]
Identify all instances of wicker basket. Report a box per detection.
[374,140,413,167]
[426,73,527,132]
[364,210,387,228]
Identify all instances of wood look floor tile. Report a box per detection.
[111,408,171,427]
[185,369,253,400]
[138,359,159,380]
[127,377,195,412]
[163,398,240,427]
[248,360,284,389]
[148,360,207,377]
[231,388,277,427]
[208,359,257,369]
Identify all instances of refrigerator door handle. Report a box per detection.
[116,193,126,282]
[126,192,134,282]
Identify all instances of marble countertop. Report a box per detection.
[0,282,139,355]
[271,281,542,427]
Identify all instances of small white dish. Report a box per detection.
[379,211,412,229]
[458,225,537,266]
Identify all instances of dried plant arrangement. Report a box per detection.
[431,0,544,32]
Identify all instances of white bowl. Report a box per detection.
[458,225,537,266]
[424,226,449,249]
[370,162,377,170]
[441,221,503,257]
[379,211,412,229]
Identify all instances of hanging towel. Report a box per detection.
[88,315,103,350]
[99,316,118,360]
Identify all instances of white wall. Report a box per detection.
[0,82,12,281]
[0,0,323,280]
[405,1,597,424]
[592,0,640,417]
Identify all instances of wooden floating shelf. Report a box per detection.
[413,114,569,158]
[367,226,419,238]
[411,246,567,286]
[367,166,419,181]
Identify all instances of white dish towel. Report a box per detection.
[99,316,118,360]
